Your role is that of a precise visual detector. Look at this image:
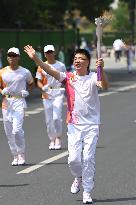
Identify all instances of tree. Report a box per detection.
[67,0,113,22]
[0,0,38,29]
[0,0,114,29]
[111,1,132,31]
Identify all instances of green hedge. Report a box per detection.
[0,29,76,75]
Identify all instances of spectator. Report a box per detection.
[124,41,135,73]
[0,48,4,69]
[58,46,65,64]
[113,39,124,62]
[80,37,87,49]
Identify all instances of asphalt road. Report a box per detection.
[0,56,136,205]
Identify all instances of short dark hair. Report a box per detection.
[73,48,91,73]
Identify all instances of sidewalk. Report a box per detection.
[91,56,136,71]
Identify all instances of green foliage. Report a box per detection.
[111,1,131,31]
[0,0,38,28]
[0,0,113,29]
[68,0,113,21]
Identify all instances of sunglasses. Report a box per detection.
[7,53,19,57]
[45,50,54,54]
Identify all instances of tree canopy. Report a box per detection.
[0,0,113,29]
[111,1,131,31]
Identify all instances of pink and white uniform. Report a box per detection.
[59,70,100,193]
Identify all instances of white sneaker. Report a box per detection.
[11,155,18,166]
[54,144,61,150]
[54,138,61,150]
[18,154,25,165]
[49,141,55,150]
[71,177,81,194]
[83,191,93,204]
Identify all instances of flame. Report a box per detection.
[102,11,112,22]
[95,11,112,27]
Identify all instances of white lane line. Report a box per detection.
[99,83,136,97]
[99,91,116,96]
[115,84,136,92]
[35,107,44,111]
[24,107,44,117]
[17,151,68,174]
[25,110,42,114]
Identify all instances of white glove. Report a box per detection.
[21,90,29,98]
[42,84,49,92]
[1,87,10,95]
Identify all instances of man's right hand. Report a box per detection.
[24,45,36,59]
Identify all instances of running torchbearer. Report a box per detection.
[24,45,109,204]
[0,47,34,166]
[35,45,66,150]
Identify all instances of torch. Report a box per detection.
[95,12,112,84]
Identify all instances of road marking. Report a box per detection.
[115,84,136,92]
[25,110,42,115]
[99,91,116,96]
[99,83,136,97]
[17,151,68,174]
[35,107,44,111]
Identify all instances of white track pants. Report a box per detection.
[68,123,99,193]
[2,109,25,156]
[43,94,64,141]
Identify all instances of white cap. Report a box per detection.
[7,47,20,55]
[44,45,55,53]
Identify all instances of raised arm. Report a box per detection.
[24,45,60,81]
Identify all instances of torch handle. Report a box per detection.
[96,25,102,81]
[97,65,102,81]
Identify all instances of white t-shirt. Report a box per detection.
[113,39,124,51]
[1,66,33,110]
[36,60,66,99]
[59,71,100,125]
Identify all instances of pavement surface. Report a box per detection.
[0,56,136,205]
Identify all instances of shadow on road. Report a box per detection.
[0,183,29,188]
[93,196,136,203]
[77,196,136,203]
